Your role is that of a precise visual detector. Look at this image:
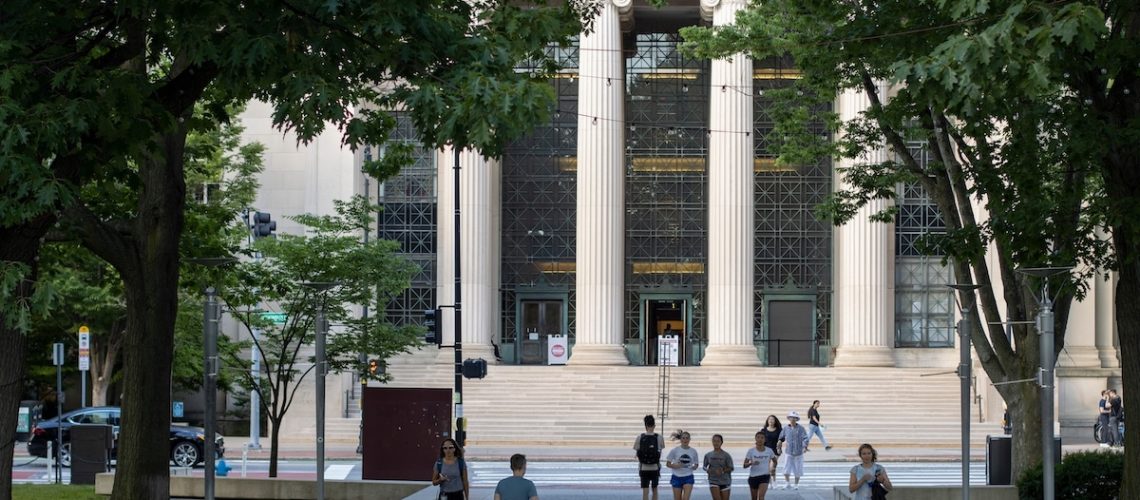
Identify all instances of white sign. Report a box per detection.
[78,326,90,372]
[548,335,568,365]
[658,335,679,367]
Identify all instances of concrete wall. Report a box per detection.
[96,473,425,500]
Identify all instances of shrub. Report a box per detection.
[1017,449,1124,500]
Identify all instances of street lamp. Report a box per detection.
[301,281,338,500]
[187,257,237,500]
[948,283,982,500]
[1015,266,1073,500]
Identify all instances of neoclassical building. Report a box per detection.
[242,0,1121,441]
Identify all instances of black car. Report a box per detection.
[26,406,224,467]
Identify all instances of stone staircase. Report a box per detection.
[362,363,1003,450]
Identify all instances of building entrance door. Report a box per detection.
[518,299,563,364]
[643,297,689,366]
[767,300,815,366]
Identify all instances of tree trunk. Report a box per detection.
[1006,378,1045,483]
[102,129,187,500]
[269,418,281,478]
[1114,252,1139,500]
[0,324,27,500]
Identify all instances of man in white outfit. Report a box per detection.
[779,410,808,489]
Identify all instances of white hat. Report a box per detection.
[787,410,800,419]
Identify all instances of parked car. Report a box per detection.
[26,406,224,467]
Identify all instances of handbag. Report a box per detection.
[871,479,889,500]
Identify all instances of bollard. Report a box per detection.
[241,447,249,477]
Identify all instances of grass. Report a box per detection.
[12,484,99,500]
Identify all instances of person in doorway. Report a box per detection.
[665,429,700,500]
[778,411,808,490]
[634,414,667,500]
[494,453,539,500]
[848,443,892,499]
[702,434,733,500]
[431,438,469,500]
[1108,389,1123,448]
[805,400,832,451]
[759,415,783,477]
[743,430,775,500]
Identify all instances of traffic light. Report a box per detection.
[462,358,487,379]
[367,359,379,377]
[252,211,277,239]
[424,309,442,347]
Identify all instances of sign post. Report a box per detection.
[78,326,90,408]
[51,342,64,484]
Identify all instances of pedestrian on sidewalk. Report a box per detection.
[431,438,469,500]
[634,414,666,500]
[665,429,700,500]
[805,400,832,451]
[778,411,807,490]
[494,453,539,500]
[848,443,892,500]
[1108,389,1123,448]
[759,415,782,477]
[702,434,733,500]
[742,431,775,500]
[1098,390,1111,445]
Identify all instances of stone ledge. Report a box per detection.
[831,485,1017,500]
[95,473,426,500]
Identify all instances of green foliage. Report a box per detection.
[1017,450,1124,500]
[220,195,419,440]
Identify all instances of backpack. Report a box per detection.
[636,433,661,465]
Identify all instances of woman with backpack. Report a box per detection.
[431,438,469,500]
[634,414,666,500]
[848,443,892,500]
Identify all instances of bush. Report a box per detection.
[1017,449,1124,500]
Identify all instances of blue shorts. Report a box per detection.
[670,474,695,488]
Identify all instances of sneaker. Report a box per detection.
[793,485,800,490]
[825,445,833,451]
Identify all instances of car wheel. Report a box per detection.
[170,441,200,467]
[57,442,72,468]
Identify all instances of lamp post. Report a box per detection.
[1016,266,1073,500]
[948,283,982,500]
[451,146,465,447]
[301,281,338,500]
[187,257,236,500]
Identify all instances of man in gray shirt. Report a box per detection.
[495,454,539,500]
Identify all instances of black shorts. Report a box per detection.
[748,475,771,489]
[640,469,661,488]
[441,491,465,500]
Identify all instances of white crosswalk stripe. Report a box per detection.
[465,461,988,488]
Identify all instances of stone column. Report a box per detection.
[459,149,500,361]
[1095,270,1119,368]
[435,147,457,364]
[569,0,631,365]
[832,85,896,367]
[699,0,759,366]
[1058,279,1101,368]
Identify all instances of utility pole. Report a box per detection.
[452,146,465,447]
[949,283,981,500]
[203,286,219,500]
[302,281,337,500]
[51,343,64,484]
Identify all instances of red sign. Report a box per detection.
[551,344,565,357]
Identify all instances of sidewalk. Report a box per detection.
[220,435,1111,463]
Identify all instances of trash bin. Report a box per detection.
[70,424,113,485]
[986,435,1061,485]
[16,401,41,442]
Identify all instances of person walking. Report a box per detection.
[703,434,733,500]
[805,400,832,451]
[431,438,470,500]
[1098,390,1112,445]
[1108,389,1123,448]
[778,411,808,490]
[759,415,783,477]
[494,453,539,500]
[743,431,775,500]
[848,443,892,499]
[665,429,700,500]
[634,414,667,500]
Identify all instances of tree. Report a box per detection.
[680,0,1121,480]
[221,196,419,477]
[1,2,592,498]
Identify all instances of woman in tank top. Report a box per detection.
[431,438,469,500]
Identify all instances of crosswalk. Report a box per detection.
[465,461,988,489]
